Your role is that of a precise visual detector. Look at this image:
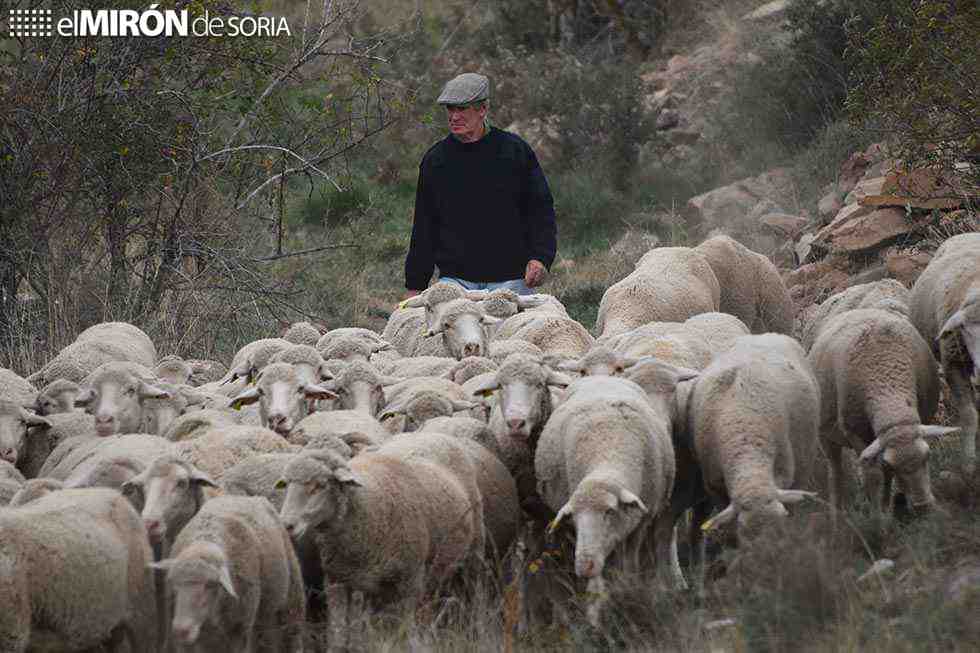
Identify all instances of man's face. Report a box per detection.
[446,102,487,139]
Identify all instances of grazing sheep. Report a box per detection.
[809,309,958,516]
[536,376,680,622]
[228,363,336,438]
[596,246,720,338]
[0,399,51,472]
[278,447,478,621]
[0,367,37,406]
[488,339,544,365]
[161,408,242,442]
[74,361,171,437]
[7,477,64,507]
[326,360,401,417]
[694,234,794,334]
[152,495,306,652]
[0,488,158,652]
[155,356,194,385]
[223,337,291,385]
[31,378,81,416]
[801,279,911,352]
[282,321,322,346]
[173,425,296,481]
[556,345,638,378]
[687,334,820,543]
[27,321,157,387]
[909,232,980,477]
[286,410,389,448]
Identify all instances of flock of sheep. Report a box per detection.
[0,232,977,651]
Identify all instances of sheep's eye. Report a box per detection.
[336,387,347,395]
[126,387,136,396]
[614,366,624,374]
[177,477,189,487]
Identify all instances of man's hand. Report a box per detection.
[524,259,547,288]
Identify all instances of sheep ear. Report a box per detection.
[545,369,573,388]
[303,384,338,402]
[229,387,261,410]
[701,504,736,532]
[450,398,478,412]
[547,503,573,534]
[218,563,238,599]
[618,488,648,513]
[919,425,961,439]
[469,376,501,398]
[859,438,884,466]
[938,310,966,341]
[189,468,218,488]
[138,381,171,401]
[74,388,94,407]
[334,467,362,487]
[775,489,817,505]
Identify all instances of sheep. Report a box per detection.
[442,356,498,385]
[809,309,959,517]
[41,433,173,486]
[801,279,911,352]
[0,487,158,652]
[0,459,26,505]
[494,314,595,359]
[161,408,242,442]
[27,321,157,387]
[378,355,458,379]
[228,363,337,437]
[424,298,501,360]
[8,477,64,506]
[595,246,720,338]
[277,446,478,623]
[74,361,171,437]
[31,378,81,416]
[381,306,453,358]
[172,425,296,481]
[535,376,681,622]
[316,327,388,356]
[694,234,794,334]
[185,359,228,386]
[468,355,573,518]
[0,367,36,406]
[326,360,401,417]
[140,381,210,437]
[686,334,820,543]
[488,339,544,365]
[18,411,96,478]
[152,495,306,652]
[286,410,389,448]
[223,337,291,385]
[282,320,322,346]
[155,355,194,385]
[379,376,474,432]
[318,335,391,364]
[909,232,980,477]
[0,399,51,473]
[555,345,638,378]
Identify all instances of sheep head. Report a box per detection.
[229,363,336,437]
[0,400,51,467]
[124,455,217,545]
[278,449,361,539]
[75,362,170,436]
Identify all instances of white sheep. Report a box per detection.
[282,320,322,346]
[379,376,475,433]
[27,321,157,387]
[688,334,820,543]
[228,362,336,437]
[381,306,454,358]
[160,407,242,442]
[488,339,544,365]
[595,246,720,338]
[286,409,389,448]
[186,358,228,386]
[0,367,37,406]
[809,309,958,516]
[694,234,795,334]
[801,279,910,352]
[441,356,498,385]
[152,495,306,652]
[0,459,26,505]
[493,313,595,359]
[423,297,501,360]
[7,477,64,506]
[326,360,401,418]
[140,381,210,437]
[0,399,51,473]
[172,425,296,481]
[31,378,81,416]
[74,361,171,436]
[377,355,458,379]
[535,376,681,622]
[0,487,158,651]
[41,433,172,487]
[223,337,291,385]
[155,355,194,385]
[909,232,980,477]
[17,411,96,478]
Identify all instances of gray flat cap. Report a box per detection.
[437,73,490,105]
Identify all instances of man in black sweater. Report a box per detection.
[403,73,557,298]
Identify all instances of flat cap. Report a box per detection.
[437,73,490,105]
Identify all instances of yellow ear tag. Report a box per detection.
[231,399,244,411]
[700,518,715,532]
[547,517,561,534]
[398,299,409,310]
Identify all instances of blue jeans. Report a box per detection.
[439,276,533,296]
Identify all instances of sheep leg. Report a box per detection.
[825,440,844,527]
[653,511,686,590]
[947,365,978,478]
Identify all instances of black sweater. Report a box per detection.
[404,127,557,291]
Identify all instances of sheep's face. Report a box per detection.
[230,364,336,437]
[476,357,571,440]
[35,385,80,416]
[141,384,204,436]
[735,499,789,545]
[76,370,170,436]
[883,437,934,510]
[156,549,236,647]
[440,311,492,360]
[280,470,357,539]
[334,379,385,417]
[551,484,649,580]
[0,401,51,466]
[381,393,476,434]
[155,361,193,385]
[126,458,216,545]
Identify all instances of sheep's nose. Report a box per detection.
[95,414,114,425]
[144,518,165,540]
[507,418,526,433]
[284,521,295,535]
[463,343,481,358]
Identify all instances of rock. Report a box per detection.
[773,241,796,268]
[759,212,808,239]
[743,0,788,21]
[818,190,844,222]
[686,184,758,229]
[667,129,701,146]
[785,258,849,296]
[838,151,873,197]
[666,54,690,75]
[795,232,816,265]
[814,206,924,252]
[847,265,889,287]
[883,247,933,286]
[843,176,889,206]
[858,167,972,210]
[656,109,680,130]
[643,87,672,113]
